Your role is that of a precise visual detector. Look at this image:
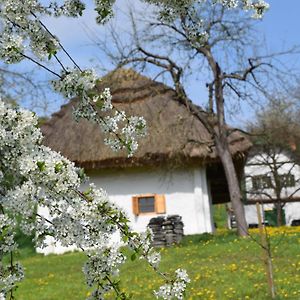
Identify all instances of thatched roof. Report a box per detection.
[41,68,251,170]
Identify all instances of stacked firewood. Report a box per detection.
[148,215,184,247]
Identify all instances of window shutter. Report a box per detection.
[155,194,166,214]
[132,196,139,215]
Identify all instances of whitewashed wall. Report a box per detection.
[244,202,300,226]
[37,166,214,255]
[245,152,300,200]
[244,152,300,225]
[87,167,214,235]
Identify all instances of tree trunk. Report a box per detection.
[215,138,248,236]
[177,91,249,236]
[174,50,249,236]
[213,62,248,236]
[275,202,282,226]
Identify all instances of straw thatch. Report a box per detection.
[41,68,251,170]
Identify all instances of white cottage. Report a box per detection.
[40,69,250,254]
[244,149,300,226]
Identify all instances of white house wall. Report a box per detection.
[193,169,214,233]
[284,202,300,225]
[244,152,300,225]
[245,152,300,200]
[87,167,214,235]
[245,202,300,226]
[37,166,214,255]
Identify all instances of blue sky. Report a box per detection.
[257,1,300,50]
[7,0,300,126]
[43,0,300,68]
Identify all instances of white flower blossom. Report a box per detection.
[0,263,24,297]
[250,0,270,19]
[145,0,269,22]
[154,268,190,300]
[146,251,161,269]
[51,0,86,17]
[0,0,269,298]
[0,215,18,253]
[0,33,24,63]
[94,0,116,24]
[52,68,98,98]
[0,100,184,299]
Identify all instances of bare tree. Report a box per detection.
[246,98,300,226]
[91,1,299,236]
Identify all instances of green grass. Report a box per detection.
[213,204,228,229]
[11,228,300,299]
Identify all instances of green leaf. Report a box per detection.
[37,161,46,171]
[77,168,85,180]
[130,253,137,261]
[54,163,63,173]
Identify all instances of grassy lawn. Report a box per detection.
[11,227,300,300]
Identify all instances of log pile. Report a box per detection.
[148,215,184,247]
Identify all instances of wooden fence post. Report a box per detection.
[256,202,276,299]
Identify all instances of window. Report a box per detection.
[132,194,166,215]
[251,173,296,190]
[252,175,272,190]
[278,174,295,188]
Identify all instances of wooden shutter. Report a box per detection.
[132,196,139,215]
[155,194,166,214]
